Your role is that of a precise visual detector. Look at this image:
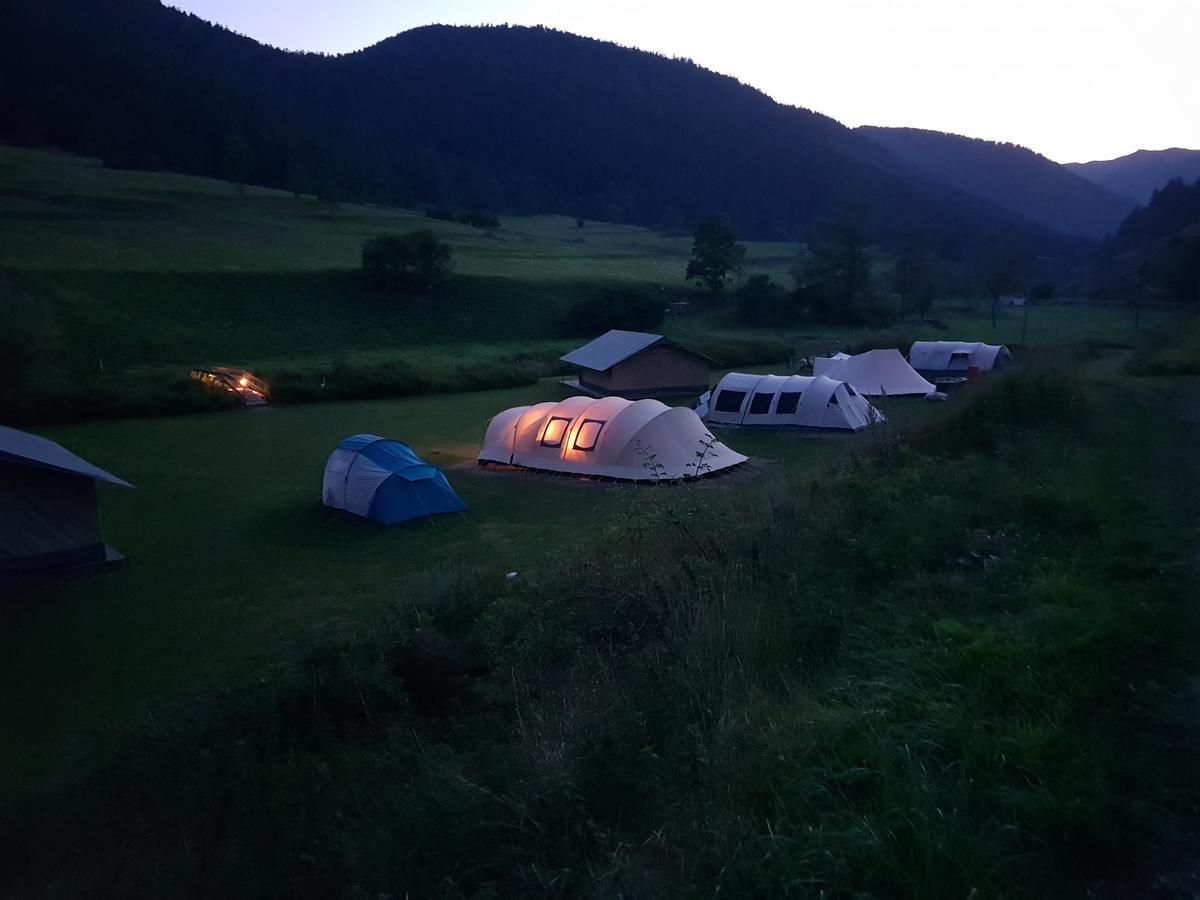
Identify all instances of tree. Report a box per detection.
[794,218,872,323]
[685,216,746,293]
[361,230,453,296]
[217,135,254,193]
[891,233,936,320]
[736,274,794,325]
[984,255,1017,328]
[562,286,664,336]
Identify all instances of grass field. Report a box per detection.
[2,377,944,797]
[3,145,1199,896]
[2,145,1169,425]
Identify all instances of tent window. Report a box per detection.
[540,416,573,448]
[950,352,970,368]
[828,394,839,406]
[749,392,773,415]
[573,419,605,452]
[776,391,803,414]
[714,389,746,413]
[845,384,857,396]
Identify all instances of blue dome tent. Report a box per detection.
[322,435,467,525]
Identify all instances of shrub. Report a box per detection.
[561,286,665,337]
[735,274,797,325]
[361,231,453,295]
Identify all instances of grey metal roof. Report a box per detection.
[0,426,134,488]
[560,330,716,371]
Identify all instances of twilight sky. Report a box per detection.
[168,0,1198,164]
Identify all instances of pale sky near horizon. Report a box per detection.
[168,0,1199,164]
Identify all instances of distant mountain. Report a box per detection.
[0,0,1082,257]
[857,126,1134,239]
[1067,149,1200,203]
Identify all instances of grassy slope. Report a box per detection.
[2,379,939,796]
[3,359,1197,897]
[2,145,1163,384]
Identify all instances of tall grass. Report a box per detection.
[2,366,1195,897]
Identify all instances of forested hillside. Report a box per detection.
[1,0,1080,256]
[858,126,1133,238]
[1111,177,1200,303]
[1068,148,1200,203]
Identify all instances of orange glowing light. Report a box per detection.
[238,377,249,387]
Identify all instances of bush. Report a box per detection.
[736,274,798,325]
[361,231,452,295]
[561,286,665,337]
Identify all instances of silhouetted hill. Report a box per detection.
[857,126,1134,239]
[1,0,1082,256]
[1067,148,1200,203]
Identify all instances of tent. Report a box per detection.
[0,425,133,579]
[702,373,883,431]
[323,435,467,525]
[479,395,747,481]
[908,341,1012,375]
[813,348,936,396]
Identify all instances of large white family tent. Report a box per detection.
[479,396,747,481]
[701,373,883,431]
[813,348,936,396]
[908,341,1012,375]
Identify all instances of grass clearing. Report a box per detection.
[3,360,1197,897]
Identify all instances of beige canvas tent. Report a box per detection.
[0,425,133,581]
[813,348,936,396]
[479,395,747,480]
[700,373,883,431]
[908,341,1011,375]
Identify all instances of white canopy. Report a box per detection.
[704,373,883,431]
[812,348,935,396]
[908,341,1011,373]
[479,396,747,481]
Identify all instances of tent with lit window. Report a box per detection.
[908,341,1012,376]
[701,373,883,430]
[812,348,936,396]
[322,435,467,525]
[479,396,747,481]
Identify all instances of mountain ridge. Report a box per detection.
[1,0,1084,256]
[856,125,1135,239]
[1067,148,1200,203]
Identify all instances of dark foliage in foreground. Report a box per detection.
[4,366,1196,896]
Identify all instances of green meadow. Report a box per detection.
[2,146,1198,897]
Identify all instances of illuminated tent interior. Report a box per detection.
[813,348,936,396]
[908,341,1012,375]
[323,435,467,525]
[0,425,134,580]
[479,396,747,481]
[701,373,883,431]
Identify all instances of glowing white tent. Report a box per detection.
[813,348,936,396]
[479,396,747,481]
[908,341,1011,375]
[703,373,883,431]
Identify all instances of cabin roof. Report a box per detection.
[560,330,716,371]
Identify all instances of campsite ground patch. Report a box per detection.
[0,375,886,794]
